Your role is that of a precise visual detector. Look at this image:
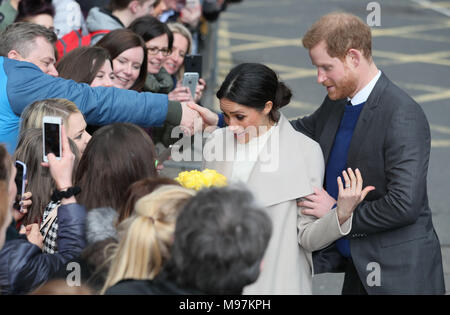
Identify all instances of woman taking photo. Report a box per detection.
[164,22,205,103]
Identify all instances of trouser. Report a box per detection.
[341,258,368,295]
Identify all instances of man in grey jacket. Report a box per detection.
[190,11,446,295]
[292,12,445,294]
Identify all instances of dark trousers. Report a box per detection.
[341,259,368,295]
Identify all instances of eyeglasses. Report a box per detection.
[147,46,171,57]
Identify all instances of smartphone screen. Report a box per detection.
[44,122,61,158]
[183,72,199,99]
[13,161,25,211]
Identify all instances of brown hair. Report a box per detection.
[14,0,55,22]
[0,145,12,230]
[117,177,180,224]
[13,128,80,225]
[0,145,12,183]
[20,98,80,135]
[75,123,157,212]
[95,29,148,91]
[0,22,57,58]
[57,47,112,85]
[302,12,372,61]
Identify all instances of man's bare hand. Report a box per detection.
[187,103,219,130]
[336,168,375,224]
[298,187,336,218]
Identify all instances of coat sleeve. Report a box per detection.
[0,203,86,294]
[4,58,180,127]
[296,140,352,251]
[290,98,326,139]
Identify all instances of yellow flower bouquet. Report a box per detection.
[175,169,227,191]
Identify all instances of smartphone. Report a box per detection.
[182,72,199,100]
[13,160,27,212]
[42,116,62,163]
[184,54,202,78]
[155,145,174,168]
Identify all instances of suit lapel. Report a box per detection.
[347,73,388,165]
[320,99,346,163]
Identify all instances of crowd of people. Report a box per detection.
[0,0,446,296]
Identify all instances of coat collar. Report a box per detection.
[347,72,388,165]
[204,114,318,207]
[246,114,316,207]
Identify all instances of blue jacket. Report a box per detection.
[0,203,86,295]
[0,57,181,153]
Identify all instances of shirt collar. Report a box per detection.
[348,70,381,106]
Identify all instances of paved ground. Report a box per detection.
[165,0,450,294]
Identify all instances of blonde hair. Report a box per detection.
[167,22,193,81]
[20,98,80,135]
[13,128,80,225]
[101,185,196,294]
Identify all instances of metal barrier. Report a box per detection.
[162,19,219,173]
[200,20,219,111]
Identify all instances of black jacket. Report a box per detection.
[105,271,204,295]
[0,203,86,295]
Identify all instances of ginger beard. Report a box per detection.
[324,62,359,101]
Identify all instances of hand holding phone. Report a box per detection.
[182,72,199,100]
[155,145,178,168]
[42,116,62,163]
[41,124,75,193]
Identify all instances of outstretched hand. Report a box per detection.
[187,103,219,130]
[336,168,375,224]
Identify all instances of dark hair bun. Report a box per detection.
[274,81,292,109]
